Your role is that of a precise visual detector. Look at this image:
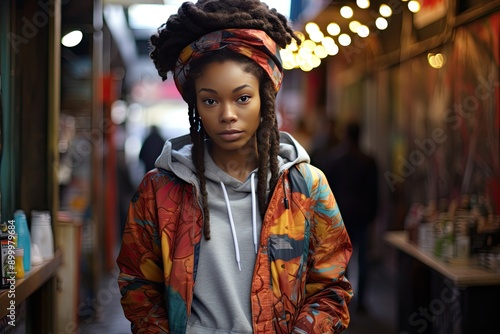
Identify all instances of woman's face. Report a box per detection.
[195,60,261,154]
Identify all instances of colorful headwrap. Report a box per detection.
[173,29,284,95]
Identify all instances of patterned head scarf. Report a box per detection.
[173,29,284,96]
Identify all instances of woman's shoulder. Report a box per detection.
[134,168,191,198]
[293,162,327,181]
[290,162,331,200]
[143,167,179,183]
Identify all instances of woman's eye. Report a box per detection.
[238,95,251,103]
[203,98,217,105]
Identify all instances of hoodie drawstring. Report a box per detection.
[220,173,258,271]
[251,173,258,254]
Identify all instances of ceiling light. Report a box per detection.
[294,31,306,43]
[322,36,335,48]
[375,17,388,30]
[428,53,446,68]
[287,40,299,52]
[280,49,296,69]
[302,39,316,51]
[379,4,392,17]
[299,63,313,72]
[340,6,354,19]
[314,45,328,58]
[356,0,370,9]
[308,54,322,68]
[349,21,361,33]
[309,30,324,43]
[61,30,83,47]
[298,47,312,59]
[357,25,370,38]
[305,22,320,35]
[282,59,296,70]
[327,23,341,36]
[338,33,352,46]
[322,37,339,56]
[327,43,339,56]
[408,1,421,13]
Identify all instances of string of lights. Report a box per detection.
[281,0,423,71]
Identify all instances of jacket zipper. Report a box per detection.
[282,173,289,210]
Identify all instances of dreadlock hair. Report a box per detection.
[150,0,299,240]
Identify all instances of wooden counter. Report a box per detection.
[385,230,500,334]
[384,230,500,287]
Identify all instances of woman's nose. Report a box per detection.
[220,104,237,123]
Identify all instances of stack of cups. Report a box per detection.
[31,210,54,261]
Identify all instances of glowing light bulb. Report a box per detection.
[305,22,320,34]
[340,6,353,19]
[375,17,388,30]
[322,36,338,55]
[314,45,328,58]
[309,30,324,43]
[338,33,352,46]
[61,30,83,47]
[408,1,421,13]
[302,39,316,51]
[356,0,370,9]
[308,55,321,68]
[294,31,306,43]
[349,20,361,33]
[357,25,370,38]
[327,23,341,36]
[379,4,392,17]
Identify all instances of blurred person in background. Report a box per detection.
[309,116,339,170]
[138,125,165,174]
[323,121,379,314]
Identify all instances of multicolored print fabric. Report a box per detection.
[173,29,284,95]
[117,163,352,333]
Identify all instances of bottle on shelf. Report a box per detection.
[441,220,455,261]
[14,248,25,279]
[14,210,31,272]
[405,203,423,245]
[454,214,471,260]
[30,210,54,261]
[418,202,436,254]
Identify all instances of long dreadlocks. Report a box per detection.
[149,0,299,240]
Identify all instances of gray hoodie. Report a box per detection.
[155,132,309,334]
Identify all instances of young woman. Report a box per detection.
[117,1,353,333]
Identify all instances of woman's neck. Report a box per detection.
[209,142,259,182]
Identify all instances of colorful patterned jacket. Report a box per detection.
[117,162,353,333]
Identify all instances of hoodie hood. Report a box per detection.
[154,131,310,184]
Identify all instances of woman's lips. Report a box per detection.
[219,130,243,141]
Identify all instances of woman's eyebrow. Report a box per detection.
[233,84,251,93]
[198,84,253,94]
[198,88,217,94]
